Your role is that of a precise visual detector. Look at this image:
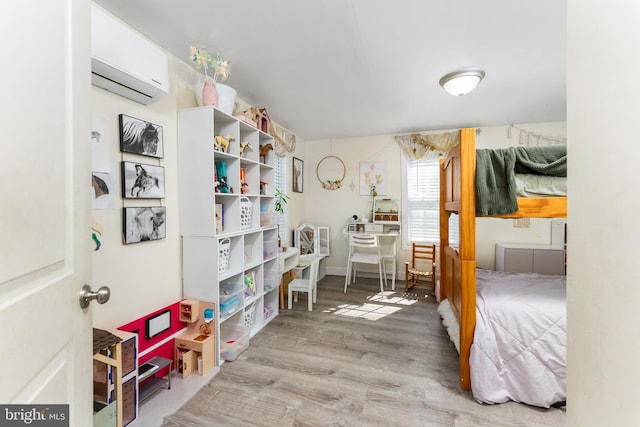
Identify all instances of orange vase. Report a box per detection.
[202,80,218,107]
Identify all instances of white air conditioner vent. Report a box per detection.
[91,5,169,105]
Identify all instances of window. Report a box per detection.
[401,153,459,248]
[274,155,289,246]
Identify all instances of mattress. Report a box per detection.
[470,269,566,408]
[515,173,567,197]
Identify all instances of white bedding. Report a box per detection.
[515,173,567,197]
[470,269,566,408]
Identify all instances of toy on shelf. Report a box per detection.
[251,107,271,134]
[214,134,234,153]
[259,143,273,163]
[216,161,230,193]
[239,141,252,158]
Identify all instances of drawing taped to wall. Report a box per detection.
[92,171,115,209]
[123,207,166,244]
[119,114,164,158]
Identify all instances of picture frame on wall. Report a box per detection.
[359,161,387,195]
[123,206,166,244]
[119,114,164,158]
[293,157,303,193]
[121,161,165,199]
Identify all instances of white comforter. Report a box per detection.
[470,269,566,408]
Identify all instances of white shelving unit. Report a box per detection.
[178,106,281,365]
[373,198,400,225]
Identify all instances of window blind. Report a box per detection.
[401,155,459,247]
[274,156,289,246]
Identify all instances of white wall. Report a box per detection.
[567,1,640,424]
[300,122,566,277]
[91,54,200,329]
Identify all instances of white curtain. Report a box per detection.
[394,131,459,160]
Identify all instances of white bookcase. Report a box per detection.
[177,106,280,365]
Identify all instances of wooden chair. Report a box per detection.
[404,243,436,291]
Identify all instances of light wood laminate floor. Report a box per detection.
[162,275,565,426]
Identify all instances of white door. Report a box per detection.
[0,1,93,426]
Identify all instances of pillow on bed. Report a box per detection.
[515,174,567,197]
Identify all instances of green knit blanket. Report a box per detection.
[475,145,566,216]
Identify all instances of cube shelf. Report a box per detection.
[178,106,279,365]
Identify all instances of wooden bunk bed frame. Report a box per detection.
[438,128,567,391]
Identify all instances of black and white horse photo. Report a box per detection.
[119,114,164,158]
[121,161,165,199]
[123,207,166,244]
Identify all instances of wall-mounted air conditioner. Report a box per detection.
[91,5,169,105]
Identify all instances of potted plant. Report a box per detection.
[274,188,290,249]
[369,183,377,222]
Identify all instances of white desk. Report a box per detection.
[278,248,299,309]
[344,229,400,290]
[277,251,327,309]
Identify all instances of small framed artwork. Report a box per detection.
[123,206,166,244]
[293,157,303,193]
[119,114,164,158]
[360,161,387,195]
[121,161,165,199]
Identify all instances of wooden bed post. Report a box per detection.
[458,128,477,391]
[439,157,449,303]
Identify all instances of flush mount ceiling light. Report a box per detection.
[439,69,486,96]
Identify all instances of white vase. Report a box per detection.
[193,78,205,107]
[216,83,237,115]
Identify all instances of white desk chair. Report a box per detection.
[288,256,321,311]
[344,234,387,294]
[382,255,396,290]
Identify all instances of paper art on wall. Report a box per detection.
[92,113,111,173]
[92,170,115,210]
[359,162,387,195]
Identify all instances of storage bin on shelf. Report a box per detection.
[218,238,231,274]
[219,281,243,318]
[260,211,275,227]
[240,197,253,230]
[220,325,249,362]
[264,305,274,321]
[263,239,278,260]
[263,271,281,292]
[244,301,257,329]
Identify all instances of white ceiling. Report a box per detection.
[94,0,566,141]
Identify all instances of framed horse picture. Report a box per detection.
[123,206,166,244]
[119,114,164,158]
[121,161,165,199]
